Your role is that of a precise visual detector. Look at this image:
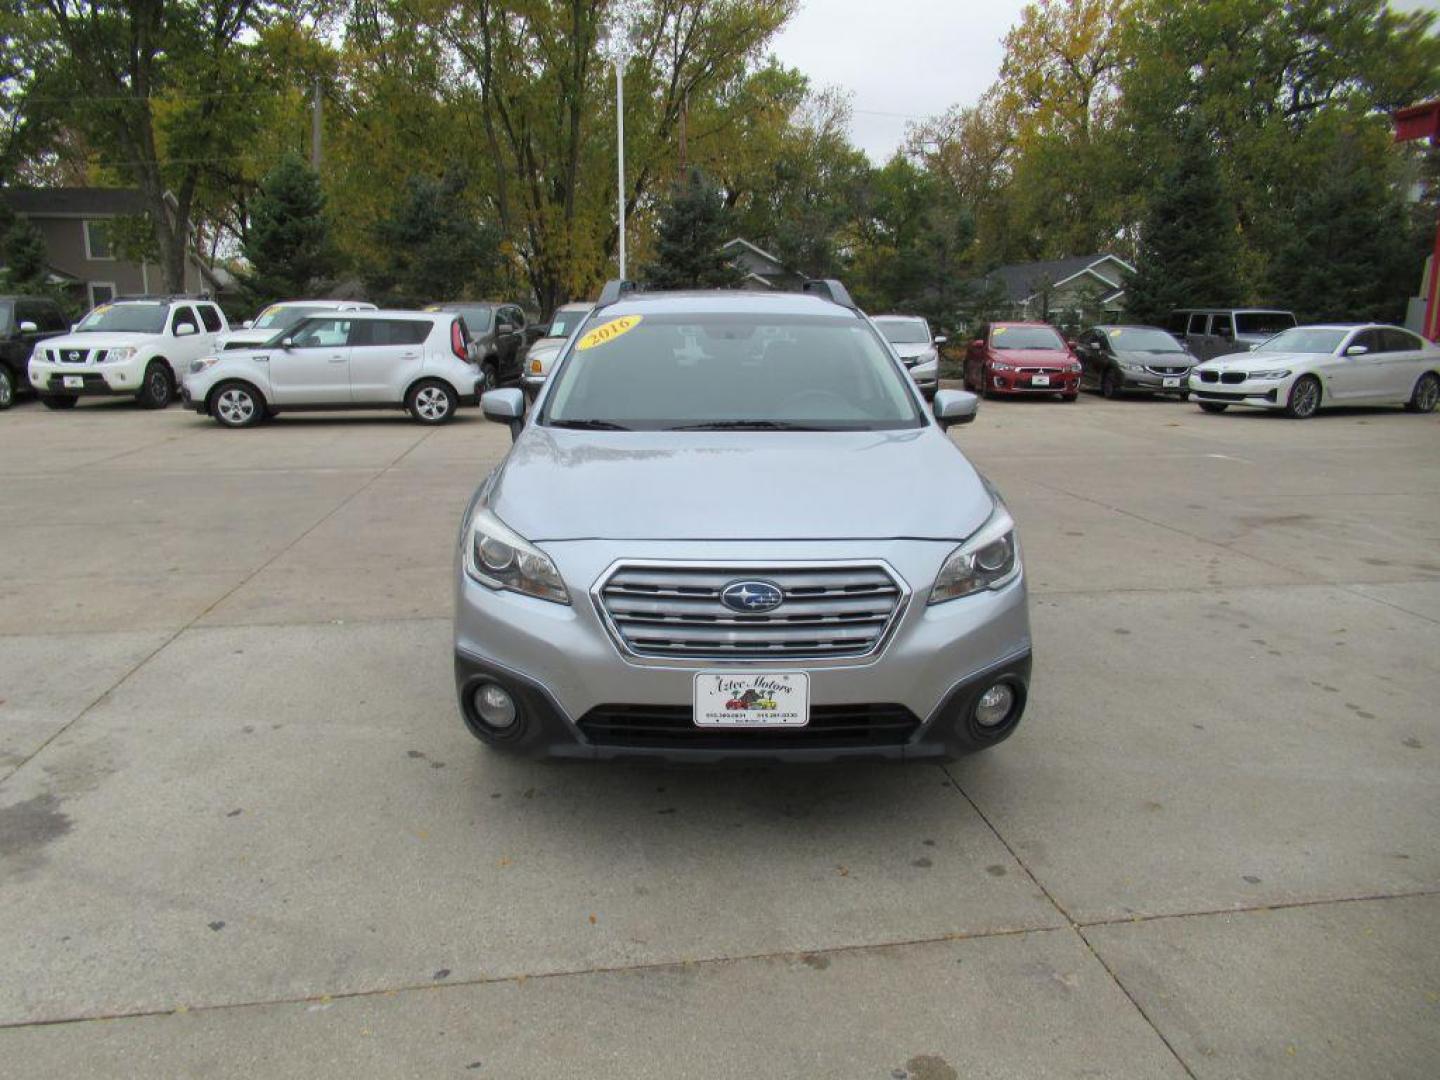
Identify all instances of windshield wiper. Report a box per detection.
[667,420,830,431]
[549,419,633,431]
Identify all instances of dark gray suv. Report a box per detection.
[426,302,531,391]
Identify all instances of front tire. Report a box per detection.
[210,381,265,428]
[1406,371,1439,413]
[137,361,174,409]
[0,365,14,409]
[1101,368,1120,399]
[1198,401,1228,414]
[1284,375,1321,419]
[407,379,458,424]
[41,395,77,410]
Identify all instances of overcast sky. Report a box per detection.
[770,0,1440,162]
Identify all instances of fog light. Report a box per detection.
[472,682,517,730]
[975,683,1014,727]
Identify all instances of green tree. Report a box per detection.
[643,168,742,289]
[1125,123,1243,324]
[366,169,499,306]
[242,153,335,304]
[1,214,48,288]
[1270,124,1418,322]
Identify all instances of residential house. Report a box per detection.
[1,187,212,309]
[973,254,1134,325]
[721,238,805,291]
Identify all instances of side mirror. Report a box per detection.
[933,388,979,431]
[278,336,294,349]
[1066,339,1078,351]
[1344,344,1369,357]
[971,338,985,349]
[933,335,947,345]
[482,387,526,440]
[175,323,197,337]
[242,320,254,329]
[19,320,38,333]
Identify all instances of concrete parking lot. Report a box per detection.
[1,391,1437,1078]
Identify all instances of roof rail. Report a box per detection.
[595,279,639,308]
[801,278,858,311]
[113,292,214,303]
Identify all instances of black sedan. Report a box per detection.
[1074,325,1196,399]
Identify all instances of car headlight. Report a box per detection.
[103,347,135,363]
[1119,361,1145,372]
[1248,369,1291,380]
[930,503,1021,604]
[189,357,220,374]
[463,505,569,604]
[1067,360,1082,372]
[991,361,1013,372]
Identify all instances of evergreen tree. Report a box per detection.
[1125,123,1244,325]
[242,154,336,305]
[367,169,499,306]
[644,169,743,290]
[0,215,48,290]
[1269,130,1417,324]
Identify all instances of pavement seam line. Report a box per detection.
[0,923,1071,1032]
[1075,886,1440,930]
[940,761,1200,1080]
[0,427,440,789]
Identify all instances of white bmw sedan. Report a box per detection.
[1189,324,1440,419]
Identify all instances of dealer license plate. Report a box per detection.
[63,376,84,389]
[1031,374,1050,386]
[693,672,809,728]
[1163,377,1181,388]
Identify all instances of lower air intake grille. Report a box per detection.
[578,703,920,749]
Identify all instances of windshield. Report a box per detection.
[252,304,329,331]
[1107,328,1183,352]
[875,317,931,345]
[543,312,923,431]
[993,326,1065,351]
[76,303,167,334]
[546,310,587,338]
[1236,312,1296,336]
[1252,328,1347,354]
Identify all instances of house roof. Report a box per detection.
[3,187,148,217]
[980,254,1133,304]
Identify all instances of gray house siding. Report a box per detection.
[3,187,205,309]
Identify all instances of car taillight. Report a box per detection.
[451,320,469,362]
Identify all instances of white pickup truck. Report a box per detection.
[28,296,228,409]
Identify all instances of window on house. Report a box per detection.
[85,220,114,260]
[88,282,116,308]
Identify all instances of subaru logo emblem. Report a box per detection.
[721,580,784,613]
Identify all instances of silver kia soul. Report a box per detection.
[453,280,1031,761]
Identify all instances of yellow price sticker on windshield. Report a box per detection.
[577,315,642,350]
[92,304,112,315]
[993,326,1007,335]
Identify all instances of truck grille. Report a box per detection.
[578,703,919,749]
[57,348,89,364]
[596,563,905,660]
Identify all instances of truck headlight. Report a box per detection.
[103,347,135,363]
[463,506,569,604]
[930,503,1021,604]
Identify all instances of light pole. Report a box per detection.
[614,53,627,280]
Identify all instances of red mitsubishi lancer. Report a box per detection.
[963,321,1082,400]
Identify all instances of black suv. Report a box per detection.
[425,302,535,391]
[0,296,69,408]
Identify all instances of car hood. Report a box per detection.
[1115,349,1193,365]
[219,330,277,347]
[891,343,936,360]
[487,428,993,542]
[1201,351,1318,372]
[992,349,1070,366]
[44,332,156,350]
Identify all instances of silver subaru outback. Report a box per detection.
[453,281,1031,762]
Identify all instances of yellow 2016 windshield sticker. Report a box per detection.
[577,315,642,350]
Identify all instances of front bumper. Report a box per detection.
[1116,369,1190,393]
[989,370,1078,395]
[1188,374,1287,408]
[29,358,145,397]
[453,539,1032,762]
